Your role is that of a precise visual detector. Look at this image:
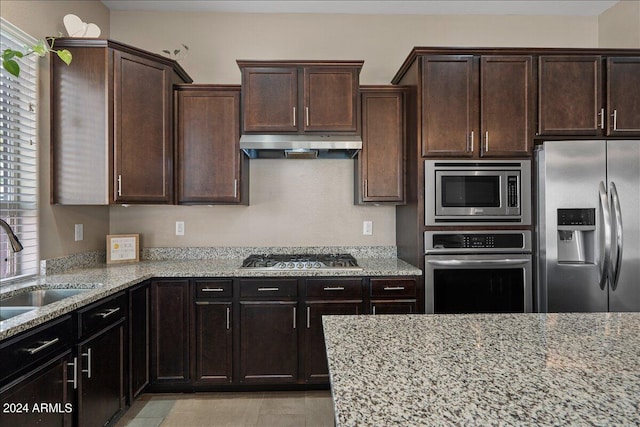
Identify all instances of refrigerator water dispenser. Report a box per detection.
[557,209,596,264]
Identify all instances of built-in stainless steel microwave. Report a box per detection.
[425,160,531,226]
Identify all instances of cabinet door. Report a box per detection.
[422,56,479,157]
[114,50,173,203]
[358,88,405,204]
[177,88,243,203]
[371,301,416,315]
[193,302,232,384]
[129,282,149,401]
[78,321,125,427]
[538,56,602,135]
[304,67,359,132]
[304,302,360,383]
[239,302,297,384]
[0,351,74,427]
[150,280,190,384]
[480,56,533,157]
[607,57,640,136]
[242,67,298,132]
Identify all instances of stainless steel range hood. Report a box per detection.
[240,134,362,159]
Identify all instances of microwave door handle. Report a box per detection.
[425,259,530,267]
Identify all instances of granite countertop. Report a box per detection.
[323,313,640,427]
[0,256,420,340]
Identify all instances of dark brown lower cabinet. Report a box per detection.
[370,301,416,314]
[193,301,233,384]
[77,320,125,427]
[150,280,190,385]
[304,302,360,383]
[129,282,150,400]
[0,350,74,427]
[239,302,298,384]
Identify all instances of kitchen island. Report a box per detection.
[323,313,640,426]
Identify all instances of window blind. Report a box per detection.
[0,18,39,281]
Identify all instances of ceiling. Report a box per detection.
[101,1,620,17]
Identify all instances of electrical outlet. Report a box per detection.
[74,224,83,241]
[176,221,185,236]
[363,221,373,235]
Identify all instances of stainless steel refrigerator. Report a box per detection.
[535,140,640,312]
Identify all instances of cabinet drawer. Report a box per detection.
[240,279,298,299]
[78,292,127,338]
[305,279,363,298]
[1,315,73,383]
[370,278,417,298]
[195,279,233,299]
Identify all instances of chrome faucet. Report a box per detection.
[0,219,24,252]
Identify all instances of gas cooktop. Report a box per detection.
[239,253,363,271]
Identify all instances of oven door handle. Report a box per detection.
[425,259,530,267]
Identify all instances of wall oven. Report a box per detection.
[424,230,532,314]
[425,160,531,226]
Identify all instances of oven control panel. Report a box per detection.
[425,231,531,253]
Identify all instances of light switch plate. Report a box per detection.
[74,224,83,241]
[363,221,373,235]
[176,221,185,236]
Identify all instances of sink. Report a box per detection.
[0,306,36,321]
[0,289,90,307]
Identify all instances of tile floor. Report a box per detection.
[114,390,335,427]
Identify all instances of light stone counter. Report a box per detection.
[323,313,640,427]
[0,257,420,340]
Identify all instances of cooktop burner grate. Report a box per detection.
[239,253,362,271]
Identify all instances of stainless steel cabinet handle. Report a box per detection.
[372,305,376,315]
[226,307,231,330]
[26,337,60,355]
[305,107,310,127]
[323,286,345,291]
[293,307,296,329]
[469,131,474,152]
[257,287,279,292]
[293,107,296,126]
[117,175,122,196]
[234,179,238,198]
[96,307,120,319]
[201,288,224,292]
[306,306,310,328]
[67,357,78,389]
[598,108,605,129]
[485,131,489,153]
[82,348,92,378]
[612,109,618,131]
[383,286,405,291]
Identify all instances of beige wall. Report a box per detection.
[599,0,640,47]
[108,11,600,248]
[1,1,110,259]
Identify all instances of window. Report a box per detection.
[0,18,38,281]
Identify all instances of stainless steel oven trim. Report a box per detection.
[424,252,533,314]
[424,230,532,254]
[425,159,531,226]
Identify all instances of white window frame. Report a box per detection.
[0,18,39,283]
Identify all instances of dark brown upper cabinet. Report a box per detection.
[238,60,363,134]
[356,86,407,204]
[50,39,191,205]
[538,56,602,136]
[175,85,248,205]
[607,57,640,136]
[421,55,532,158]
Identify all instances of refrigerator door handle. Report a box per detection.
[598,182,612,290]
[609,181,623,291]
